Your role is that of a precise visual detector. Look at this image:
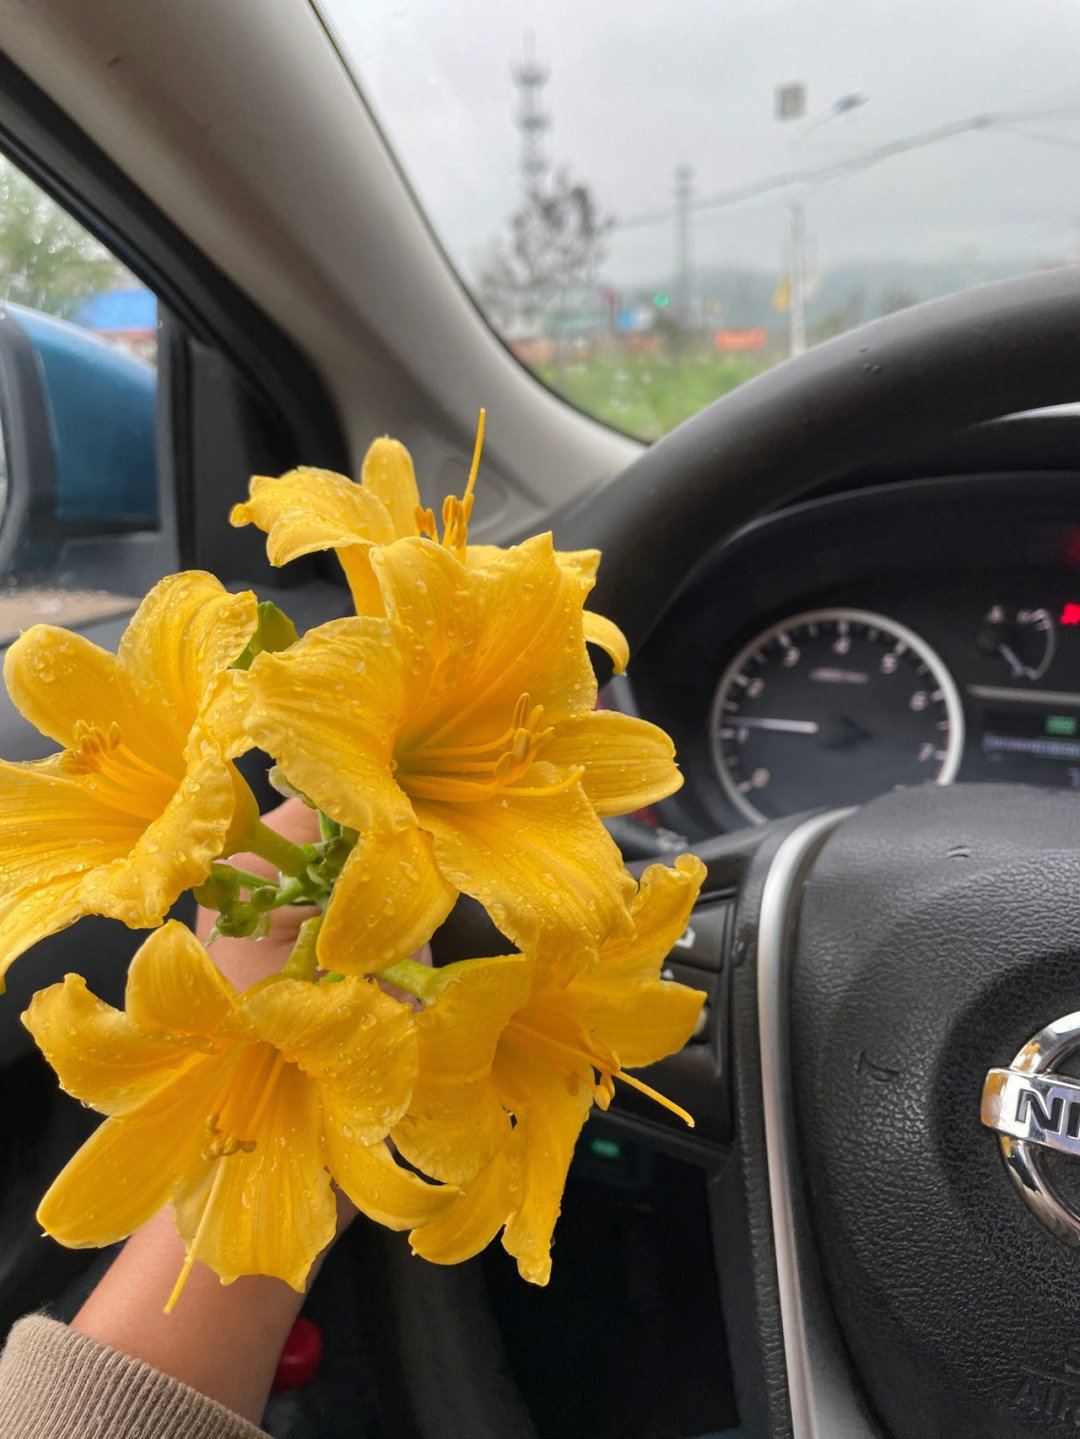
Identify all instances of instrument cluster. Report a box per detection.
[616,477,1080,835]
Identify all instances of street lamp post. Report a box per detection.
[776,88,867,357]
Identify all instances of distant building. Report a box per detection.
[76,287,157,362]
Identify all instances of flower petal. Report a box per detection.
[0,755,140,985]
[22,973,189,1112]
[36,1050,233,1248]
[124,921,241,1041]
[418,772,636,967]
[408,1130,517,1266]
[244,619,415,835]
[360,438,422,539]
[243,975,417,1141]
[317,828,457,974]
[582,610,630,675]
[589,855,707,981]
[392,955,533,1184]
[368,539,473,719]
[117,572,258,732]
[493,1042,593,1285]
[3,626,161,756]
[555,856,708,1067]
[200,671,258,762]
[566,980,705,1072]
[462,534,598,723]
[79,728,237,929]
[466,545,600,587]
[541,711,682,815]
[231,469,401,615]
[324,1132,456,1230]
[394,534,597,749]
[461,544,505,570]
[172,1062,336,1291]
[231,468,399,560]
[337,547,387,616]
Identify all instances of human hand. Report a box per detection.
[70,800,354,1418]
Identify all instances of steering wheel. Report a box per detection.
[547,266,1080,1439]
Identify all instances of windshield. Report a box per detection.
[321,0,1080,440]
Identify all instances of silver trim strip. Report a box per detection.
[967,684,1080,706]
[757,808,879,1439]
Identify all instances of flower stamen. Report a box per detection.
[58,721,177,823]
[165,1161,229,1314]
[396,689,566,803]
[505,1014,694,1128]
[170,1047,290,1309]
[203,1045,287,1160]
[410,409,485,560]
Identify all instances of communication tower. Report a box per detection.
[513,33,550,199]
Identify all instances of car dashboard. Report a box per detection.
[620,468,1080,839]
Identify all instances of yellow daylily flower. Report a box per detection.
[230,428,625,669]
[244,533,682,969]
[0,573,262,989]
[395,855,708,1284]
[230,437,421,616]
[23,921,454,1303]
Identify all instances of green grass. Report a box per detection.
[535,352,778,440]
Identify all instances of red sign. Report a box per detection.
[713,329,768,351]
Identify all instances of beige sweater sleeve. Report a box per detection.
[0,1316,271,1439]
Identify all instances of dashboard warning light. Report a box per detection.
[1061,603,1080,627]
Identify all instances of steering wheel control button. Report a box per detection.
[710,607,963,822]
[981,1012,1080,1244]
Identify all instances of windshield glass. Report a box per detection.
[322,0,1080,440]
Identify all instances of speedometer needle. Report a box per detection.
[730,717,820,734]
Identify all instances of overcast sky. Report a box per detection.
[326,0,1080,290]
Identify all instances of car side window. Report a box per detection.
[0,154,162,643]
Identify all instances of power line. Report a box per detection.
[614,107,1080,231]
[997,124,1080,155]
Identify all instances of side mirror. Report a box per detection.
[0,303,158,580]
[0,306,59,575]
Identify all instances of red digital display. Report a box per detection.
[1061,603,1080,626]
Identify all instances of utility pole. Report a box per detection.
[789,196,808,355]
[775,85,866,357]
[675,163,695,335]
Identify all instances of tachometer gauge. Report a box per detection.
[711,608,964,823]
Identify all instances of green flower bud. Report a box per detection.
[231,601,300,670]
[192,866,241,911]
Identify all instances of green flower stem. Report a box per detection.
[317,810,340,842]
[377,959,441,1005]
[218,865,275,892]
[246,821,310,878]
[276,873,326,906]
[284,915,324,981]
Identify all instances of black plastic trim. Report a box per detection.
[0,52,348,477]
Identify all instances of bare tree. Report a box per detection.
[478,169,611,340]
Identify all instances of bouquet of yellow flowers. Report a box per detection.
[1,416,706,1309]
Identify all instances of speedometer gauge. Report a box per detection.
[711,608,964,823]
